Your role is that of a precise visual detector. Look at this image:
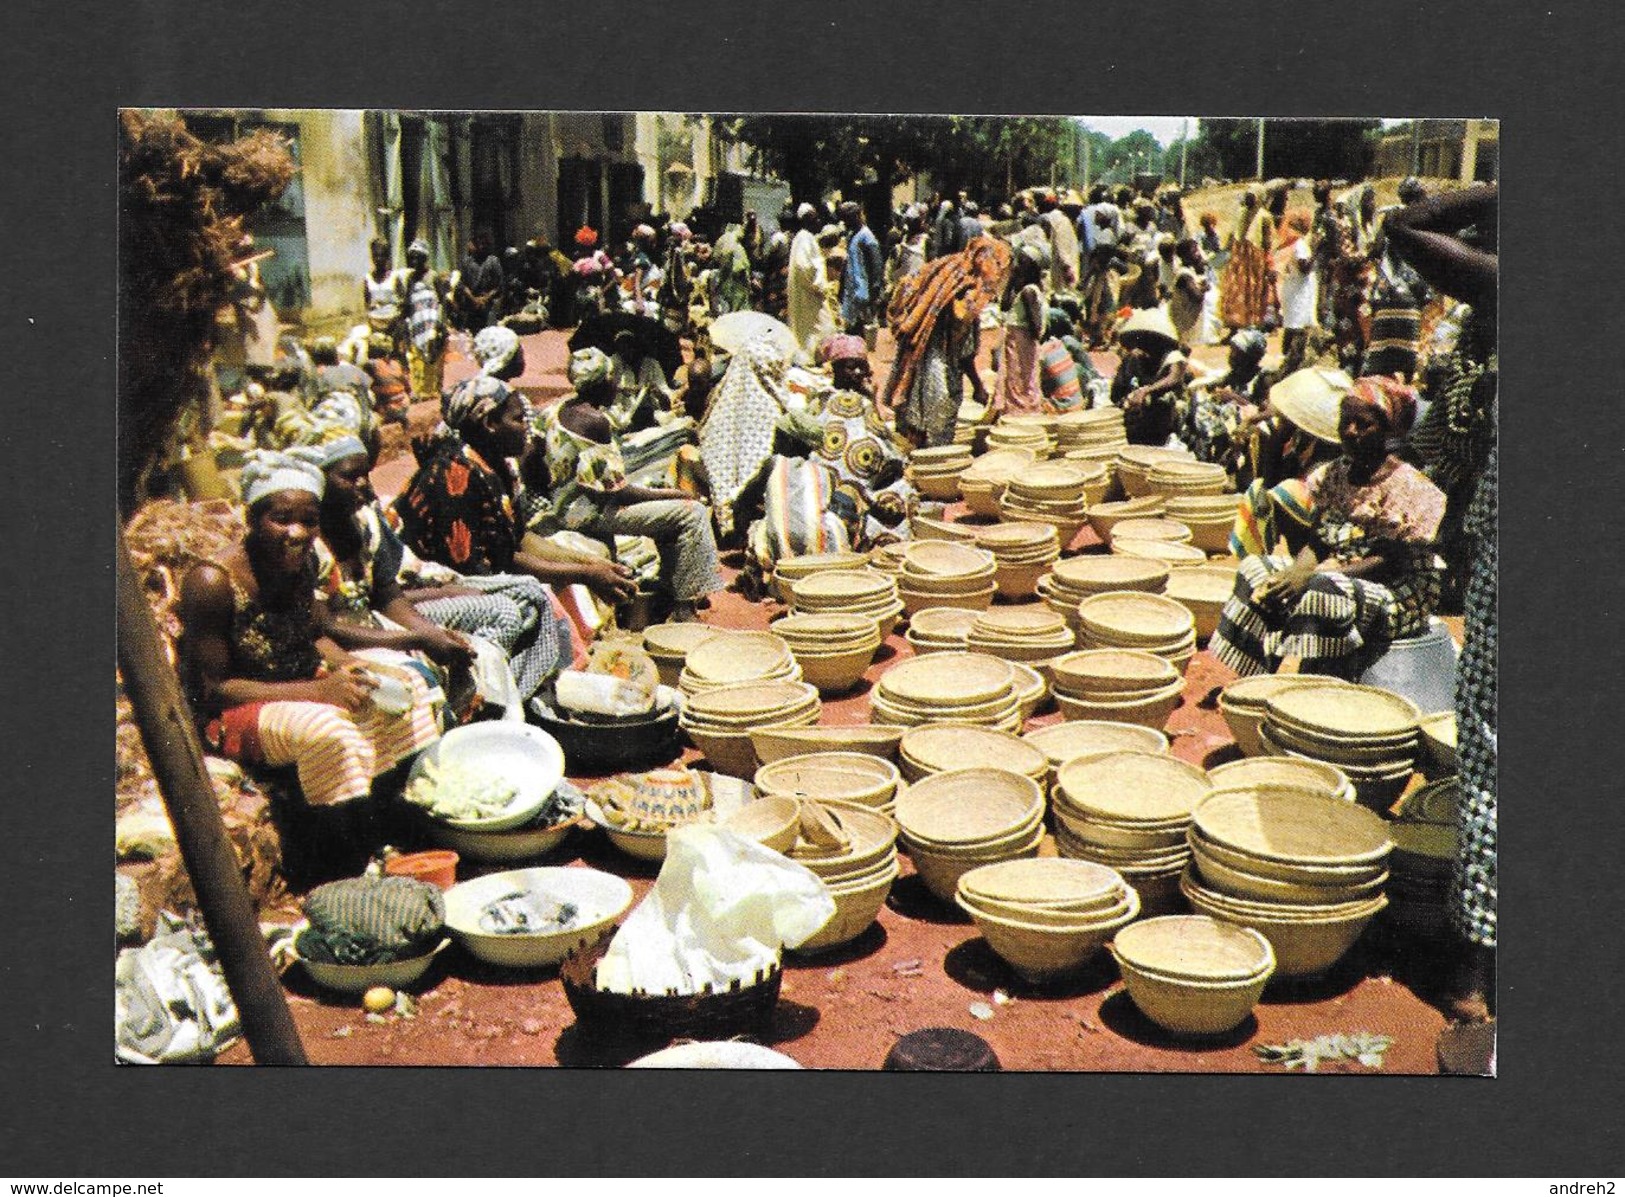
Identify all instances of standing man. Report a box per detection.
[454,227,504,331]
[837,201,885,337]
[788,202,837,362]
[1037,190,1080,294]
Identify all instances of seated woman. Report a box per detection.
[1228,365,1349,554]
[533,348,722,622]
[392,372,637,610]
[803,335,916,548]
[1111,306,1191,446]
[1211,376,1446,679]
[309,436,570,720]
[177,452,442,868]
[1182,328,1271,465]
[607,328,676,435]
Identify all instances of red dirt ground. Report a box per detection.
[220,327,1454,1072]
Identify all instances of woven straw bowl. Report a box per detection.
[755,752,901,811]
[1189,842,1388,905]
[720,795,805,855]
[959,887,1137,927]
[789,800,901,877]
[1180,876,1387,978]
[794,861,900,953]
[1110,950,1274,1036]
[1054,678,1184,729]
[793,643,881,695]
[442,867,633,970]
[748,723,900,764]
[1207,757,1355,803]
[1191,785,1393,869]
[956,886,1141,983]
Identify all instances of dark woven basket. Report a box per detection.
[527,702,682,775]
[560,931,783,1043]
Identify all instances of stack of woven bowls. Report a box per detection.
[679,680,821,779]
[986,415,1056,457]
[1163,494,1242,554]
[1047,648,1185,728]
[1218,674,1351,757]
[903,606,978,655]
[755,752,902,816]
[790,569,905,641]
[1163,564,1239,642]
[1052,750,1213,914]
[1207,755,1356,804]
[966,605,1077,665]
[866,541,910,581]
[768,612,883,695]
[1053,406,1127,454]
[893,767,1047,902]
[911,514,981,544]
[1145,459,1230,499]
[1418,712,1458,779]
[679,630,801,697]
[898,724,1050,790]
[1085,496,1167,543]
[896,540,998,615]
[749,723,902,766]
[1259,683,1422,812]
[1109,915,1276,1037]
[1383,776,1457,940]
[643,622,720,689]
[975,522,1062,599]
[1039,555,1170,632]
[1007,661,1051,721]
[786,799,901,953]
[770,550,872,603]
[908,444,975,501]
[1115,446,1194,497]
[1182,785,1393,977]
[1023,720,1170,791]
[1102,516,1193,548]
[955,858,1141,983]
[1111,535,1210,570]
[998,463,1093,546]
[958,448,1038,518]
[1076,591,1198,674]
[870,652,1023,732]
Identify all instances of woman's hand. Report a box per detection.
[583,558,638,605]
[417,627,477,669]
[315,663,377,712]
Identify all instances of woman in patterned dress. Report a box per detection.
[1210,375,1446,680]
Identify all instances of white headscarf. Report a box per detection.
[241,449,325,507]
[472,325,521,375]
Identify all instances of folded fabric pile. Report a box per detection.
[296,875,446,966]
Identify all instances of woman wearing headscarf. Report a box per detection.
[991,241,1050,417]
[1183,327,1271,465]
[1220,188,1275,332]
[177,450,441,852]
[804,335,917,549]
[882,235,1012,448]
[1273,212,1317,374]
[536,348,721,622]
[1210,375,1446,679]
[401,239,449,402]
[1112,306,1190,447]
[697,333,798,537]
[1227,366,1348,558]
[711,223,753,316]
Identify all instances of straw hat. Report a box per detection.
[1116,306,1180,348]
[1268,367,1353,446]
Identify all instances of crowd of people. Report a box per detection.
[172,170,1496,1025]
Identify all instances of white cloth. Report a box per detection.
[788,228,836,362]
[595,824,835,995]
[1278,239,1317,330]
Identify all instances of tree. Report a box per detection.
[1199,118,1381,182]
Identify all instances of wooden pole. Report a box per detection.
[116,523,308,1065]
[1256,118,1266,180]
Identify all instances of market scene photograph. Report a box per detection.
[114,110,1498,1074]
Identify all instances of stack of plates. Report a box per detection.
[999,463,1094,546]
[1164,564,1239,642]
[1183,785,1392,977]
[893,767,1048,902]
[1145,459,1230,499]
[1022,720,1170,788]
[1085,496,1168,543]
[1109,915,1276,1036]
[896,541,998,615]
[1115,446,1194,497]
[643,622,721,689]
[870,651,1023,732]
[904,605,978,655]
[908,445,975,501]
[1260,684,1422,812]
[1053,750,1213,913]
[790,569,905,641]
[1111,537,1211,569]
[911,515,980,544]
[1039,555,1170,631]
[679,630,801,697]
[788,799,902,952]
[1218,674,1352,757]
[679,680,821,779]
[1207,756,1356,804]
[975,522,1062,599]
[1164,495,1243,554]
[1106,517,1193,547]
[1047,648,1185,728]
[958,448,1038,518]
[1076,591,1198,675]
[755,752,902,814]
[986,415,1057,457]
[955,858,1140,983]
[966,605,1077,664]
[768,612,883,695]
[898,724,1049,788]
[1383,776,1458,940]
[770,550,873,603]
[1053,407,1128,453]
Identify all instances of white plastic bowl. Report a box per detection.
[443,867,634,970]
[406,723,566,832]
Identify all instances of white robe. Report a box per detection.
[787,229,836,362]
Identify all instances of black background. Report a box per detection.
[4,0,1622,1177]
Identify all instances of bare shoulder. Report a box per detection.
[558,402,613,444]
